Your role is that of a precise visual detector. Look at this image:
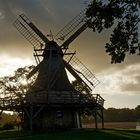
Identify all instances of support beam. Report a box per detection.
[0,110,3,120]
[24,107,33,131]
[0,110,3,116]
[96,108,104,129]
[24,108,30,118]
[79,110,82,128]
[30,106,33,131]
[94,110,98,129]
[101,108,104,129]
[33,106,44,119]
[76,111,80,128]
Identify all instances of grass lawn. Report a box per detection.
[0,129,140,140]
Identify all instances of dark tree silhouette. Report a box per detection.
[71,80,91,94]
[86,0,140,63]
[0,66,35,101]
[104,106,140,122]
[135,105,140,119]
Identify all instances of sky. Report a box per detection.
[0,0,140,109]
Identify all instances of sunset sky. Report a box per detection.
[0,0,140,108]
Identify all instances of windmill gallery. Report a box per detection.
[0,10,104,131]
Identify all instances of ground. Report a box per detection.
[0,128,140,140]
[83,122,137,129]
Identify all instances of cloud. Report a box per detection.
[102,93,140,108]
[122,83,140,92]
[95,63,140,95]
[118,64,140,92]
[0,54,33,77]
[0,11,4,19]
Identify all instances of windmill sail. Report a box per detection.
[54,10,99,90]
[13,14,48,49]
[64,54,99,90]
[54,10,87,45]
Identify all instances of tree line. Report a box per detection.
[104,105,140,122]
[81,105,140,123]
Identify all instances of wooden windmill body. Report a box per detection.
[24,41,81,130]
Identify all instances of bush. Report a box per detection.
[2,122,14,130]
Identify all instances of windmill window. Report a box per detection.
[56,110,63,118]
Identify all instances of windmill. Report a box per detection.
[0,10,104,131]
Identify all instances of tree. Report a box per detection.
[134,105,140,119]
[86,0,140,63]
[71,80,94,103]
[0,66,35,102]
[71,80,91,94]
[0,112,18,130]
[71,80,95,116]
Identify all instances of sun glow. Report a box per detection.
[19,78,28,86]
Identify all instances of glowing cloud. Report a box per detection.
[95,63,140,95]
[0,54,33,77]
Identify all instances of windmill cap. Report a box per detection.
[43,41,63,57]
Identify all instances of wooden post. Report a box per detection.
[94,110,98,129]
[79,110,82,128]
[101,108,104,129]
[76,111,80,128]
[0,110,3,116]
[30,106,33,131]
[0,110,3,120]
